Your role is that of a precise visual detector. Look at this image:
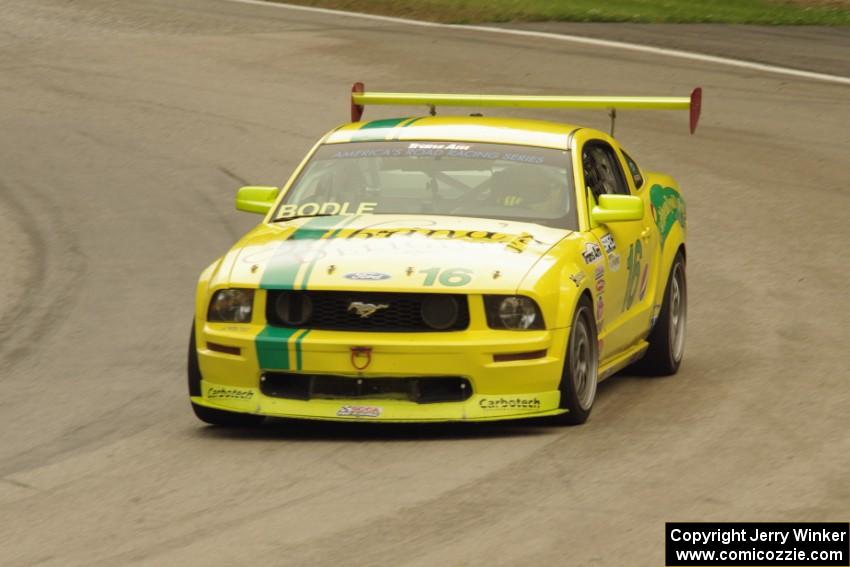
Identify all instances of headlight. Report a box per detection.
[208,289,254,323]
[484,295,544,330]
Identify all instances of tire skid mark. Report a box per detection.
[0,179,49,365]
[0,178,87,374]
[0,389,161,479]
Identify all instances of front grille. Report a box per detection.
[266,291,469,332]
[261,373,473,404]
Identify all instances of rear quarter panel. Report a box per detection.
[642,172,687,316]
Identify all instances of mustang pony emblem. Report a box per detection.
[347,302,389,318]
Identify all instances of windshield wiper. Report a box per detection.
[270,213,339,223]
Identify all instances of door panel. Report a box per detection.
[575,135,657,361]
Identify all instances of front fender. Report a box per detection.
[195,258,222,325]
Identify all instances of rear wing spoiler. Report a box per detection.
[350,82,702,135]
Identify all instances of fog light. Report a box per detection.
[420,295,459,330]
[276,292,313,326]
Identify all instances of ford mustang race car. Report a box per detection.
[188,84,700,425]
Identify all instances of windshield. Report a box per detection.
[275,140,577,229]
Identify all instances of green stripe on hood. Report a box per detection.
[259,215,343,290]
[255,215,359,371]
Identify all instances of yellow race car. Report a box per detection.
[189,84,700,426]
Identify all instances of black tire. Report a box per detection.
[556,296,599,425]
[188,322,264,427]
[633,252,686,376]
[188,322,202,396]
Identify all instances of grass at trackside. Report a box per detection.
[272,0,850,25]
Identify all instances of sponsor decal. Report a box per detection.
[600,233,620,271]
[650,184,686,247]
[344,272,391,281]
[478,396,542,411]
[582,243,603,264]
[624,239,644,311]
[350,346,372,370]
[277,202,376,218]
[405,142,547,164]
[596,277,606,293]
[337,405,382,418]
[348,302,389,318]
[344,227,535,254]
[408,142,471,151]
[596,294,605,326]
[594,264,605,326]
[569,271,585,287]
[207,387,254,401]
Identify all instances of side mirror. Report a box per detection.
[591,194,644,224]
[235,186,279,215]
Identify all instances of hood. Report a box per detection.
[213,215,571,293]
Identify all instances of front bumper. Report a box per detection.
[194,323,569,422]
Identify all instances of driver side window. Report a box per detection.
[582,141,630,200]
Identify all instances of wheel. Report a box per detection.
[557,296,599,425]
[188,322,264,427]
[634,252,686,375]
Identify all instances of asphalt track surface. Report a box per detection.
[1,1,848,565]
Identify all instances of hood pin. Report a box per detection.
[406,267,414,276]
[250,264,259,273]
[492,270,501,279]
[327,264,336,275]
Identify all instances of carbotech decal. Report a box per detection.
[650,184,686,247]
[207,386,254,401]
[479,396,542,411]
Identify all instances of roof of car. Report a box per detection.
[325,116,583,149]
